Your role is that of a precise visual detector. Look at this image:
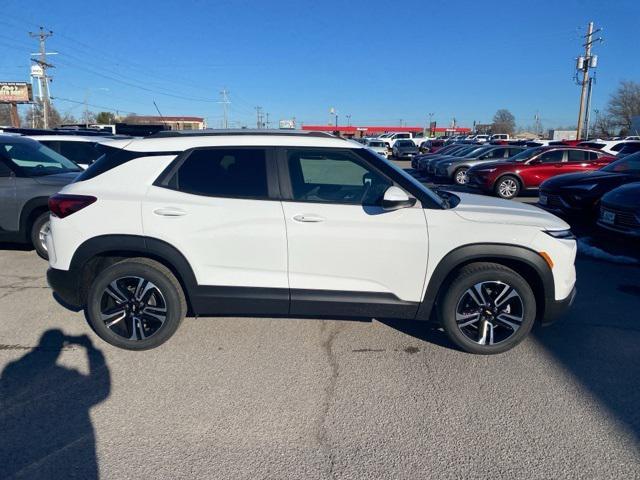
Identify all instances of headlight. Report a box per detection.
[544,229,575,240]
[567,183,597,191]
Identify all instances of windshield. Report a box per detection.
[368,141,385,147]
[602,153,640,174]
[462,146,492,157]
[509,146,544,162]
[396,140,414,147]
[0,139,81,176]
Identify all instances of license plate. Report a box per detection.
[539,194,548,205]
[602,210,615,224]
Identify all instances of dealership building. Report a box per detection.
[301,125,471,138]
[124,115,206,130]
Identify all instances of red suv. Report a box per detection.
[466,146,615,199]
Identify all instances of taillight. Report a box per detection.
[48,194,97,218]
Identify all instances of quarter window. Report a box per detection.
[170,148,269,199]
[287,149,392,205]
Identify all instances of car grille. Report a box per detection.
[601,206,640,228]
[546,193,569,208]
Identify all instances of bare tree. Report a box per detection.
[23,100,62,128]
[606,80,640,133]
[492,109,516,135]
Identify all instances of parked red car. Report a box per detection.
[466,146,615,199]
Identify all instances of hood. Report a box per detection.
[541,170,626,188]
[601,182,640,208]
[468,160,511,172]
[452,192,569,230]
[32,171,80,186]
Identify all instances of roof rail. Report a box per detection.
[146,129,341,139]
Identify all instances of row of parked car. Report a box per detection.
[410,137,640,238]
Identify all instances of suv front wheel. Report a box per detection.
[494,175,521,199]
[439,263,536,354]
[85,258,187,350]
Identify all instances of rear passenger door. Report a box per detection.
[278,148,428,318]
[142,147,289,314]
[0,159,17,232]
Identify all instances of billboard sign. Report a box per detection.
[0,82,33,103]
[279,119,296,130]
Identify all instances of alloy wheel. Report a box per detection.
[99,276,167,341]
[498,178,518,198]
[455,281,524,345]
[38,220,50,253]
[455,169,468,185]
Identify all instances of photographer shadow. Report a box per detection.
[0,329,111,479]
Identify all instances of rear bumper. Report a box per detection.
[47,267,82,308]
[541,286,576,326]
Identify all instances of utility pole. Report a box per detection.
[575,21,603,140]
[219,88,230,129]
[255,106,263,128]
[346,114,351,126]
[534,111,542,138]
[29,26,54,129]
[265,112,270,129]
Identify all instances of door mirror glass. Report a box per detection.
[382,186,415,211]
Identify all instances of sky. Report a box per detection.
[1,0,639,130]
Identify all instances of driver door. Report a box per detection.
[279,148,428,317]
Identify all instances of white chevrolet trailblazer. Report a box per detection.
[46,130,576,354]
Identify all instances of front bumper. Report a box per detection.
[47,267,83,308]
[541,286,577,326]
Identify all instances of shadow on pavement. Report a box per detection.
[0,242,33,253]
[0,329,111,479]
[533,257,640,443]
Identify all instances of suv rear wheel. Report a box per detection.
[30,211,50,260]
[438,263,536,354]
[85,258,187,350]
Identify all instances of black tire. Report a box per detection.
[494,175,521,199]
[85,258,187,350]
[438,262,536,355]
[453,167,469,185]
[30,211,50,260]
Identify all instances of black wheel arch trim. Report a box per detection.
[19,196,51,242]
[68,234,198,308]
[415,243,555,322]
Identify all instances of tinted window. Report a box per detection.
[59,141,103,165]
[287,149,392,205]
[396,140,414,147]
[0,139,81,176]
[610,143,627,152]
[537,150,564,163]
[482,148,507,159]
[507,147,525,157]
[171,148,268,199]
[617,143,640,156]
[567,150,589,162]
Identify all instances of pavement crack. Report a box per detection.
[317,320,342,479]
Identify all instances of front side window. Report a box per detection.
[287,149,392,205]
[169,148,269,199]
[0,140,81,176]
[537,150,564,163]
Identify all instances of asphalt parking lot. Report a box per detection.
[1,172,639,479]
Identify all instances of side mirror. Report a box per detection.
[382,186,416,211]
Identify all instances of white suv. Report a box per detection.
[46,130,577,354]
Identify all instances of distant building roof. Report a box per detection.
[128,115,204,122]
[301,125,471,134]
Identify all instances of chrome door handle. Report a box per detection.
[153,207,187,217]
[292,214,324,223]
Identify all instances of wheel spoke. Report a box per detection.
[495,313,523,331]
[456,312,481,328]
[106,281,129,304]
[141,308,166,324]
[101,306,127,327]
[478,320,494,345]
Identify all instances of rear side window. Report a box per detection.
[168,148,269,199]
[567,150,589,162]
[59,141,103,165]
